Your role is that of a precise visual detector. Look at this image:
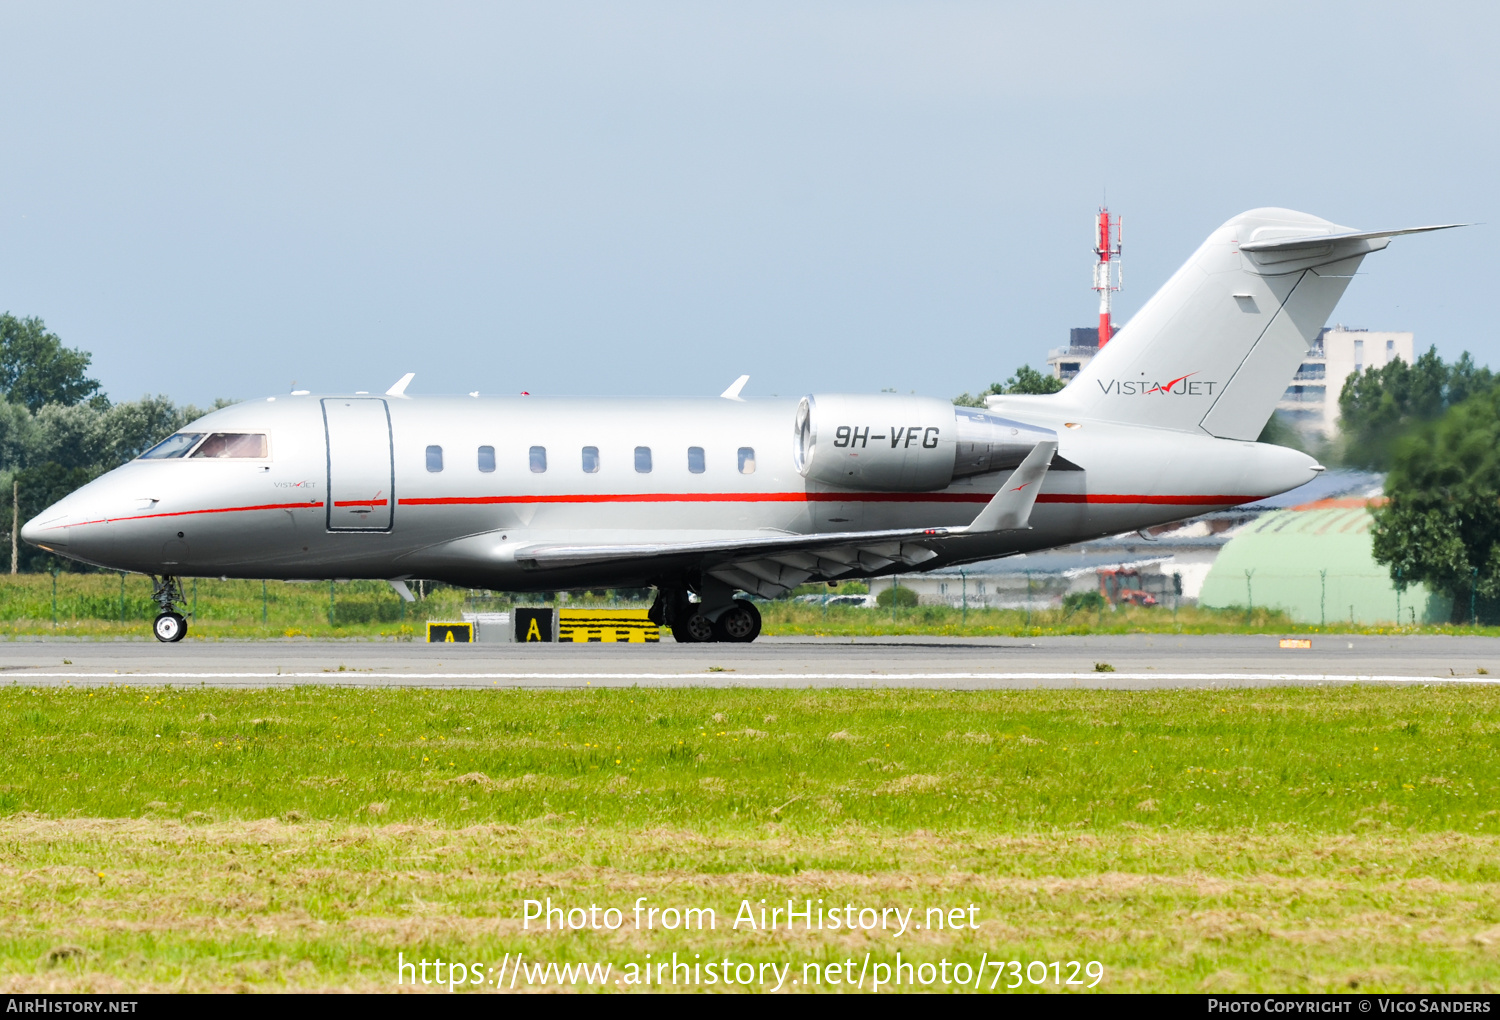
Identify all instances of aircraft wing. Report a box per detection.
[517,526,951,597]
[514,441,1057,597]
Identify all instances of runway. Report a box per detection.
[1,634,1496,688]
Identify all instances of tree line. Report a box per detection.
[1346,350,1500,624]
[0,314,224,572]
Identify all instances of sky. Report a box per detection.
[0,1,1495,406]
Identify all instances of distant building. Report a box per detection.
[1198,499,1445,625]
[1276,326,1413,440]
[868,523,1226,609]
[1046,327,1100,381]
[867,469,1384,610]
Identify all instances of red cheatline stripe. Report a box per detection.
[51,501,324,529]
[399,491,1260,507]
[400,492,806,506]
[397,492,992,506]
[1034,493,1261,505]
[47,490,1265,530]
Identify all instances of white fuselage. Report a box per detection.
[22,392,1318,590]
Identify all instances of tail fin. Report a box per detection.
[1056,208,1461,439]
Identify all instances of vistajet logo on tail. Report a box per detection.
[1097,372,1217,396]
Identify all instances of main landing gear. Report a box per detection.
[149,575,189,643]
[648,583,762,643]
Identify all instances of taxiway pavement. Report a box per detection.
[0,634,1496,689]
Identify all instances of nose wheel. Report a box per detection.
[148,575,190,643]
[153,612,188,643]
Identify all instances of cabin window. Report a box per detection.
[477,445,496,472]
[582,446,600,473]
[529,446,547,473]
[687,446,705,474]
[737,447,756,474]
[189,433,268,459]
[425,445,444,472]
[140,433,204,459]
[634,446,652,473]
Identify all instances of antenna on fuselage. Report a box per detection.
[385,373,415,397]
[720,375,749,401]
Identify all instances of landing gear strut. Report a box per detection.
[150,575,189,643]
[648,584,762,643]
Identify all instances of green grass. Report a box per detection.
[3,573,1499,639]
[0,574,466,639]
[2,685,1498,992]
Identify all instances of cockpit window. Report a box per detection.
[139,433,204,459]
[189,433,269,459]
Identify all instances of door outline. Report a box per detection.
[322,397,396,533]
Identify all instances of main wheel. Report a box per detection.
[672,613,716,643]
[153,612,187,643]
[712,601,762,643]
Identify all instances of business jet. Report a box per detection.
[21,208,1458,643]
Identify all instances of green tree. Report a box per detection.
[875,585,919,608]
[0,314,102,411]
[0,314,230,571]
[1255,411,1307,451]
[954,364,1065,406]
[11,463,97,572]
[1371,389,1500,624]
[1338,346,1494,469]
[0,395,223,571]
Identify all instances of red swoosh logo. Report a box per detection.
[1148,372,1197,395]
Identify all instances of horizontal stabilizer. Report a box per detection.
[961,441,1057,532]
[1238,223,1466,252]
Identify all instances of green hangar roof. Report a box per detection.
[1197,503,1447,625]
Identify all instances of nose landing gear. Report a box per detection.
[153,612,187,642]
[149,575,189,643]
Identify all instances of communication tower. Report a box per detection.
[1093,207,1122,346]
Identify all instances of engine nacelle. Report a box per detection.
[793,395,1057,492]
[951,406,1060,478]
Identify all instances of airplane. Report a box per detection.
[20,207,1460,643]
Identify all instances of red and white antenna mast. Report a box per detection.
[1092,206,1122,346]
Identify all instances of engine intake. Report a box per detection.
[793,395,1057,492]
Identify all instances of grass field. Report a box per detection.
[2,684,1498,992]
[2,573,1498,639]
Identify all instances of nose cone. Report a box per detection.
[21,506,68,550]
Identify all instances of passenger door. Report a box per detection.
[322,397,395,531]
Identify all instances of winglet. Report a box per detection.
[385,373,415,397]
[720,375,750,401]
[962,441,1058,532]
